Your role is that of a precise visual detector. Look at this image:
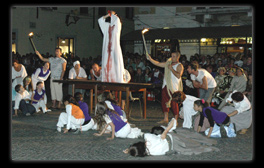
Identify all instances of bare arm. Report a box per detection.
[107,122,115,140]
[192,76,208,90]
[207,127,213,138]
[35,51,49,62]
[228,110,238,117]
[147,54,166,68]
[93,124,109,136]
[168,63,184,79]
[90,69,96,80]
[200,76,208,90]
[161,119,175,140]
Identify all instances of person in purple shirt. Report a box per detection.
[74,92,94,132]
[194,99,230,138]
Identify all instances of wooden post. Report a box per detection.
[90,89,93,115]
[125,87,130,118]
[72,84,75,96]
[143,88,147,119]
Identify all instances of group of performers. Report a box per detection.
[12,11,252,157]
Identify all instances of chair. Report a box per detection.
[128,92,143,120]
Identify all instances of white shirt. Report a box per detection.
[190,69,217,88]
[68,67,87,79]
[144,133,170,155]
[226,90,251,114]
[182,95,200,128]
[162,63,182,92]
[12,65,28,88]
[14,90,31,110]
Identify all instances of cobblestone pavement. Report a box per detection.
[11,101,254,162]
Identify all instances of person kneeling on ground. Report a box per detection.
[56,95,85,133]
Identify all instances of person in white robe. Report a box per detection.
[98,10,124,83]
[12,60,28,101]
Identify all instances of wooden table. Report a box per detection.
[53,79,156,119]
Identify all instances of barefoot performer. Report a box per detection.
[147,52,183,124]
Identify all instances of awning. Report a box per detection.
[121,25,252,41]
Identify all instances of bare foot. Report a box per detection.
[157,120,168,124]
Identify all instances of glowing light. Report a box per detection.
[142,28,149,34]
[28,32,34,37]
[201,38,206,42]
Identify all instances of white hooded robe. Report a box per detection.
[98,14,124,83]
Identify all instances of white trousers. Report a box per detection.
[50,78,63,102]
[115,124,142,139]
[182,108,198,129]
[56,112,84,130]
[32,100,47,113]
[81,119,95,131]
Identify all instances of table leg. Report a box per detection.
[90,89,93,115]
[143,88,147,119]
[118,91,122,106]
[94,84,98,108]
[72,84,75,96]
[125,87,130,117]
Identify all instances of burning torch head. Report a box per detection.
[28,32,34,38]
[142,28,149,34]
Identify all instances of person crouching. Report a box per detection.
[56,95,85,133]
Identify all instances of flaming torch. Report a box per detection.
[28,32,37,52]
[141,28,149,59]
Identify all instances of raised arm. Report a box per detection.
[147,54,166,68]
[161,118,176,140]
[35,51,49,62]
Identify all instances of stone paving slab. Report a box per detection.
[11,101,253,161]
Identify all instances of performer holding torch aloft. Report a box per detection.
[98,10,125,83]
[146,49,184,124]
[35,48,66,109]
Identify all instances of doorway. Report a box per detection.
[57,37,75,57]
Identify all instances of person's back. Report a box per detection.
[78,101,91,121]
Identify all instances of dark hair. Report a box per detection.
[150,126,165,135]
[12,59,19,66]
[55,47,62,52]
[194,99,209,108]
[63,95,79,106]
[172,51,181,57]
[42,61,50,67]
[15,84,22,93]
[172,91,186,104]
[36,81,43,87]
[188,62,199,71]
[74,92,83,102]
[231,92,244,102]
[128,141,147,157]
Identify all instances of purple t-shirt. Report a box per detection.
[107,110,127,132]
[78,101,91,121]
[202,107,228,124]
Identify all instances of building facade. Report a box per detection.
[129,6,253,59]
[11,7,134,58]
